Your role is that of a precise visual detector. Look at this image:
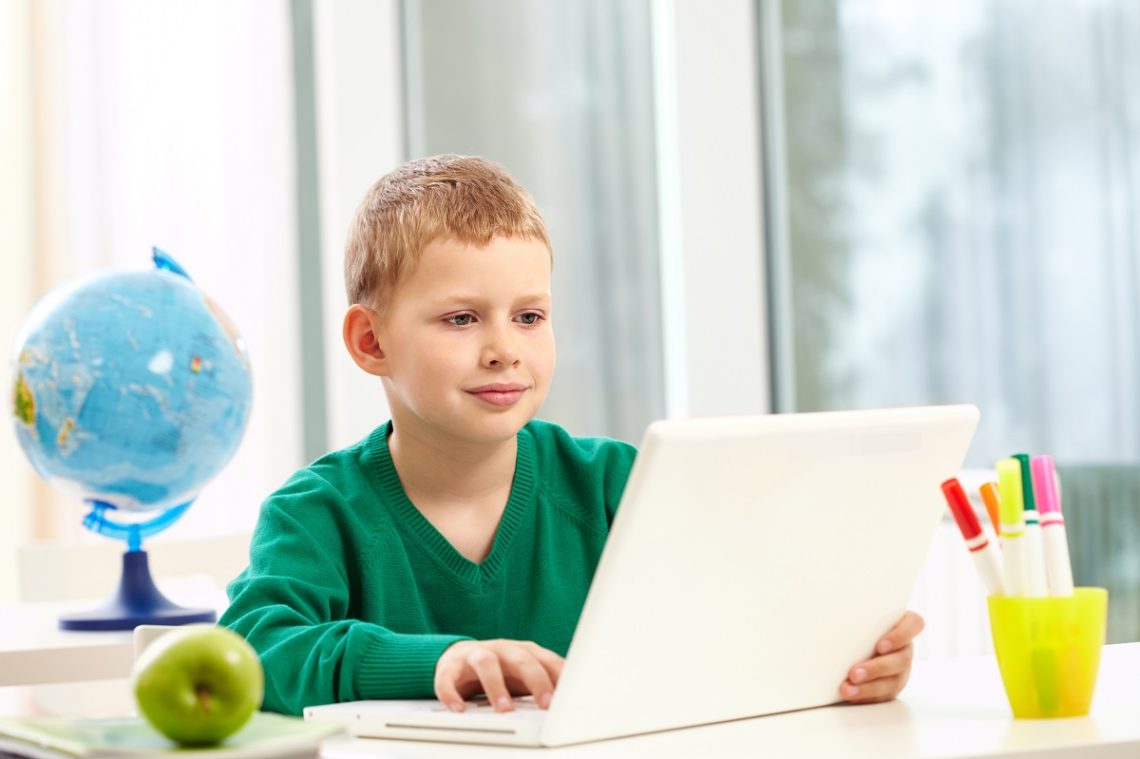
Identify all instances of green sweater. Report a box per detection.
[220,419,636,716]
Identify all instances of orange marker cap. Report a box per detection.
[979,482,1002,538]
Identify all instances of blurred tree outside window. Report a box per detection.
[764,0,1140,642]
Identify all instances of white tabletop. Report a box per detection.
[0,602,135,687]
[4,596,1137,758]
[0,579,227,687]
[318,642,1140,759]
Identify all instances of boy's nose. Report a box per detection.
[482,335,520,368]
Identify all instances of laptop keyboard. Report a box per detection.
[430,696,542,713]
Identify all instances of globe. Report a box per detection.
[9,249,252,630]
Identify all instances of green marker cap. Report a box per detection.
[1013,453,1036,515]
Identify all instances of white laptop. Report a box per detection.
[305,405,979,747]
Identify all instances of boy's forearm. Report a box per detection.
[221,590,472,714]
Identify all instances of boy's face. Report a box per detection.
[374,235,555,446]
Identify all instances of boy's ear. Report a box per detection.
[343,304,388,377]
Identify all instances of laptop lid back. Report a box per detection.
[541,405,979,746]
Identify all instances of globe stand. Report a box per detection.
[59,550,216,631]
[59,499,216,631]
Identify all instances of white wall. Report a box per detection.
[312,0,402,451]
[653,0,771,419]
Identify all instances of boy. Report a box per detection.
[220,154,923,716]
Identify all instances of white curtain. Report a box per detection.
[0,0,36,601]
[2,0,303,580]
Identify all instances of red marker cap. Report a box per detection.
[941,477,982,540]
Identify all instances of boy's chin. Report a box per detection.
[455,409,535,443]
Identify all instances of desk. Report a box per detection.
[318,642,1140,758]
[3,606,1137,757]
[0,601,135,687]
[0,581,228,687]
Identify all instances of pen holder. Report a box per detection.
[987,587,1108,719]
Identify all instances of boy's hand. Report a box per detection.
[435,639,565,713]
[839,610,924,704]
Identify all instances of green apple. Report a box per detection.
[132,624,264,746]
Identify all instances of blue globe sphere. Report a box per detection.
[11,256,252,514]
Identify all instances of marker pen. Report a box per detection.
[1014,460,1063,714]
[996,458,1029,596]
[979,482,1003,544]
[1031,455,1074,596]
[941,478,1005,596]
[1013,453,1048,597]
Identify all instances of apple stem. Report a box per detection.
[197,685,212,714]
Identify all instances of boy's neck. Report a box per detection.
[387,420,519,504]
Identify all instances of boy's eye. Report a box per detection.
[517,312,542,325]
[447,314,474,326]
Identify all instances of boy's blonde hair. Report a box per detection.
[344,154,551,311]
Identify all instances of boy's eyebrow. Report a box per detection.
[433,293,551,307]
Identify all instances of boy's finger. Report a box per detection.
[840,672,905,703]
[434,674,467,713]
[467,648,514,712]
[501,650,556,709]
[877,611,925,653]
[525,643,566,684]
[848,644,914,684]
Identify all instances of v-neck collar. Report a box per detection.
[369,421,537,588]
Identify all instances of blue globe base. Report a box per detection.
[59,549,216,631]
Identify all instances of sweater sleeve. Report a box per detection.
[602,439,638,525]
[219,471,470,715]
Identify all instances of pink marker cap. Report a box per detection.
[1031,455,1061,515]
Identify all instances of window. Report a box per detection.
[401,0,666,443]
[762,0,1140,641]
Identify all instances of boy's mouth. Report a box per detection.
[466,383,527,407]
